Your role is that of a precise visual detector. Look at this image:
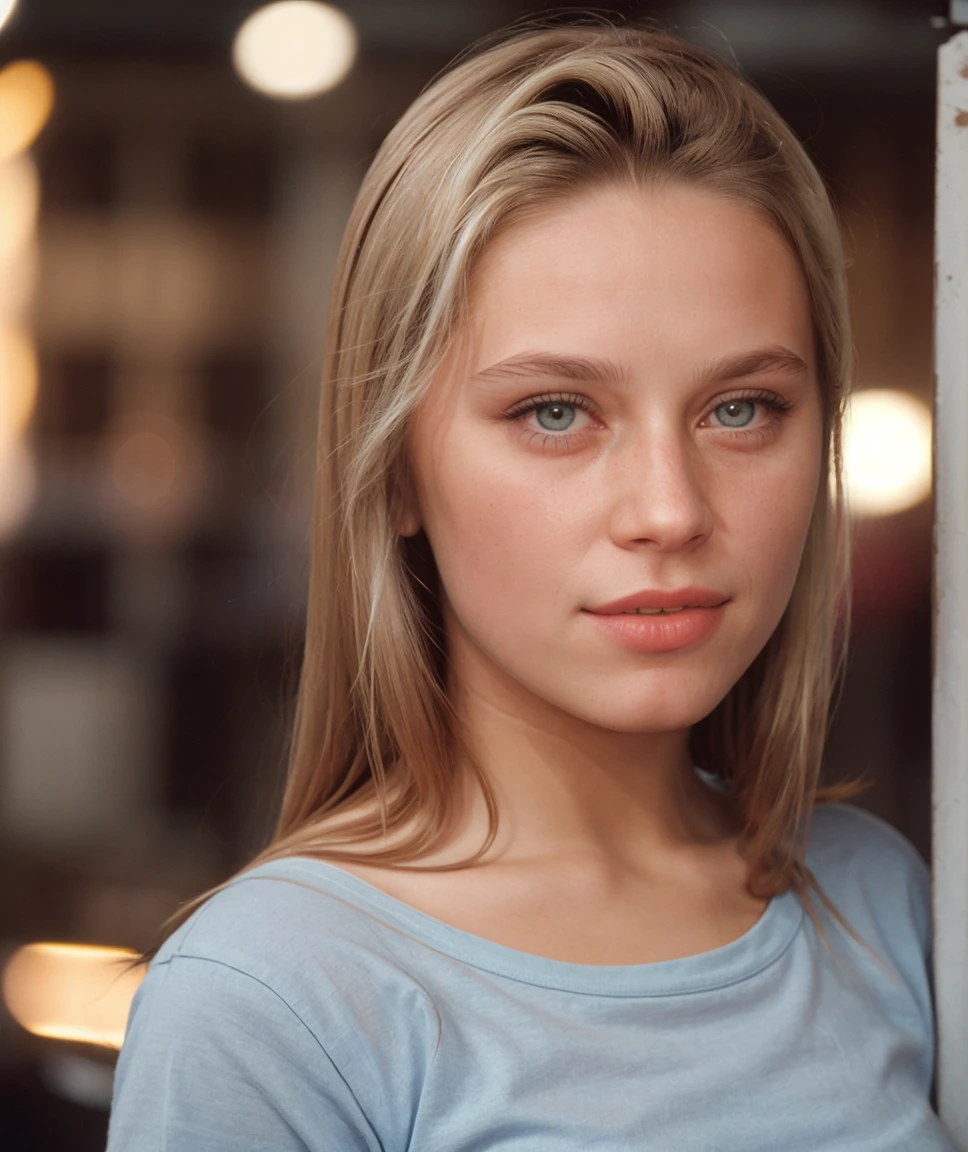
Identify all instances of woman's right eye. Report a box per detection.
[503,392,595,434]
[534,402,578,431]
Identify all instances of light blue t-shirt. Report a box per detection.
[107,797,955,1151]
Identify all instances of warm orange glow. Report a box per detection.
[0,153,39,263]
[0,434,35,536]
[2,943,144,1050]
[0,239,38,319]
[0,324,37,436]
[0,60,55,162]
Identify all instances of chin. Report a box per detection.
[598,710,713,736]
[566,689,726,736]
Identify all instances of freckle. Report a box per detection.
[957,109,968,128]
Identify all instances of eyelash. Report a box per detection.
[502,392,597,451]
[503,389,794,450]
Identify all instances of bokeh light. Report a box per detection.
[0,153,39,264]
[0,435,37,537]
[2,943,143,1050]
[0,324,38,437]
[0,239,37,320]
[112,429,179,509]
[0,60,55,162]
[842,389,933,516]
[0,1,17,36]
[104,411,206,539]
[232,1,357,100]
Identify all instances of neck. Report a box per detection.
[436,639,740,873]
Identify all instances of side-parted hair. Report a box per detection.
[136,18,880,970]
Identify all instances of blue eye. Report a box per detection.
[535,403,577,431]
[714,399,756,428]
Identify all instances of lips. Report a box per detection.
[585,592,729,654]
[586,586,730,615]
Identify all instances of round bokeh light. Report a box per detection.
[232,2,357,100]
[0,60,55,162]
[842,389,932,517]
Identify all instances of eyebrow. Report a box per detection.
[472,351,627,387]
[471,345,809,388]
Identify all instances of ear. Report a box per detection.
[394,503,421,538]
[390,470,422,538]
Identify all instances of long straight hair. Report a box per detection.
[135,19,876,968]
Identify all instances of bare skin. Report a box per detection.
[328,181,823,964]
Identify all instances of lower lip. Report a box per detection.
[584,605,727,653]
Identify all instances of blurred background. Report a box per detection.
[0,0,948,1146]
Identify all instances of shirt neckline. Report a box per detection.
[264,856,803,998]
[245,765,804,997]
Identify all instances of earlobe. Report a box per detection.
[394,503,422,537]
[390,475,422,537]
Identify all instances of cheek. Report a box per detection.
[728,442,822,611]
[413,435,577,619]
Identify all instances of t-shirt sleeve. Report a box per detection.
[807,802,937,1050]
[106,954,379,1152]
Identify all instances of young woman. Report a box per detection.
[107,20,953,1151]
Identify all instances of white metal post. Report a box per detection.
[934,14,968,1147]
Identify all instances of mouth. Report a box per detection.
[616,606,690,615]
[584,596,729,653]
[586,587,730,615]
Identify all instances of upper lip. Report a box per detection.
[586,587,730,614]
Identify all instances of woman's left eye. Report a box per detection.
[712,398,757,428]
[706,392,792,433]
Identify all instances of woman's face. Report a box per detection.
[403,182,824,734]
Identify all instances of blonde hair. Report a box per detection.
[136,18,880,970]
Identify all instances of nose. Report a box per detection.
[606,427,714,553]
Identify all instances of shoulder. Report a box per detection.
[111,858,440,1149]
[803,801,933,967]
[805,802,930,895]
[152,857,442,1055]
[157,858,389,979]
[150,859,445,1079]
[806,801,929,876]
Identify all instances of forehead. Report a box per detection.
[464,182,815,375]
